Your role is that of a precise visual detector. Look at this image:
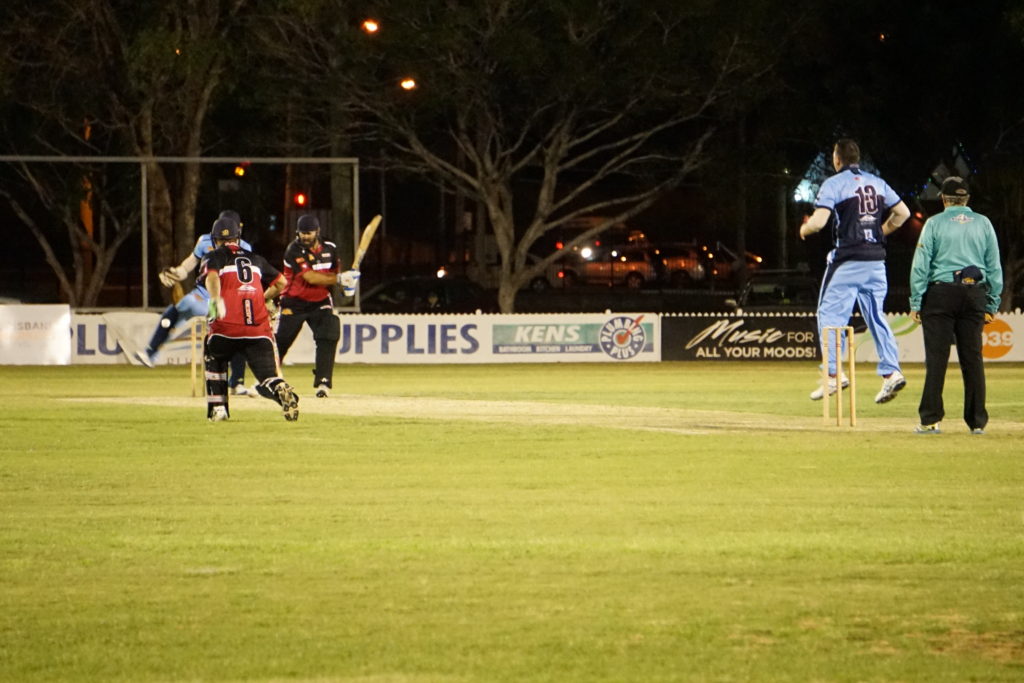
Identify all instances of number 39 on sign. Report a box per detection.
[982,318,1014,359]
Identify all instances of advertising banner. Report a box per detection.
[0,304,71,364]
[66,311,661,365]
[336,312,660,363]
[855,312,1024,363]
[72,311,199,365]
[661,314,819,361]
[7,308,1018,365]
[662,312,1023,363]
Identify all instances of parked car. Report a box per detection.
[558,245,659,289]
[653,243,706,286]
[701,242,763,282]
[725,269,820,312]
[525,246,589,290]
[359,276,496,313]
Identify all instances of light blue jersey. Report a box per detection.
[815,165,902,264]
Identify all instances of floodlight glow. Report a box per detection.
[793,179,816,203]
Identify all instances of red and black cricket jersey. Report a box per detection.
[202,244,282,339]
[281,239,339,305]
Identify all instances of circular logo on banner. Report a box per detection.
[599,315,646,360]
[982,318,1014,359]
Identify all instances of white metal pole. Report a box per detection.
[141,163,149,309]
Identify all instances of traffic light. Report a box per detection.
[293,192,308,207]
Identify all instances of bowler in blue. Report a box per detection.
[800,138,911,404]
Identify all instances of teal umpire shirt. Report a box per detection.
[909,205,1003,314]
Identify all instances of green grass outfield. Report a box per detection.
[2,361,1023,682]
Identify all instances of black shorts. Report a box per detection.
[206,334,280,381]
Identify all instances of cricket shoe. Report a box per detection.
[315,383,330,398]
[135,349,155,368]
[209,406,229,422]
[809,373,849,400]
[914,423,940,435]
[232,384,257,398]
[874,371,906,404]
[276,383,300,421]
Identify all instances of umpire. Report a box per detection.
[276,214,341,398]
[909,176,1003,435]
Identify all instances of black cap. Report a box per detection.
[296,214,320,232]
[211,217,241,240]
[940,176,969,197]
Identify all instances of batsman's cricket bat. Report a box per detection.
[351,215,382,270]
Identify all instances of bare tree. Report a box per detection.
[0,0,246,305]
[261,0,793,311]
[247,2,371,262]
[0,162,138,305]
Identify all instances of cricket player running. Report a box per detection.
[800,138,910,404]
[202,217,300,422]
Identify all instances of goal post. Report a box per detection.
[0,155,361,309]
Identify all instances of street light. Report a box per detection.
[399,77,417,91]
[361,19,380,34]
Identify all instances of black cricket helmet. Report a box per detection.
[218,209,243,226]
[211,216,242,240]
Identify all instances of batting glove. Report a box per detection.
[158,265,187,287]
[338,269,361,297]
[208,297,227,320]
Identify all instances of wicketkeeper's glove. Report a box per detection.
[338,269,361,297]
[265,298,280,322]
[158,265,188,288]
[208,296,227,320]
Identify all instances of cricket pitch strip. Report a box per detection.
[75,394,1024,435]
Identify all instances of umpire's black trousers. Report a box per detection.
[919,282,988,430]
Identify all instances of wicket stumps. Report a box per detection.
[189,316,208,397]
[821,325,856,426]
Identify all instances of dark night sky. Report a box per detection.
[1,1,1021,304]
